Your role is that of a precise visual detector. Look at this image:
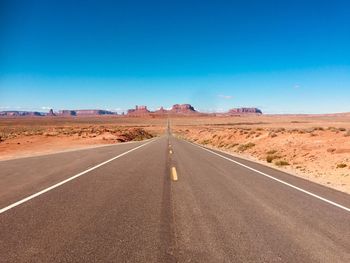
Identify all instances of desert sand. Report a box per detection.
[0,116,165,160]
[171,114,350,194]
[1,114,350,193]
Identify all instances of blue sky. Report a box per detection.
[1,0,349,114]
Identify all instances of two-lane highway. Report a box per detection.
[0,134,349,262]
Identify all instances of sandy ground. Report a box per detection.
[0,116,165,161]
[172,114,350,194]
[1,114,350,194]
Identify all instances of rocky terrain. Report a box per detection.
[174,124,350,194]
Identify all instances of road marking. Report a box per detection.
[0,139,156,214]
[171,167,178,181]
[186,140,350,213]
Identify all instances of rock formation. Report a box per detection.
[58,109,115,116]
[47,109,56,116]
[59,110,77,116]
[170,104,197,114]
[0,105,263,118]
[228,108,262,114]
[127,106,150,116]
[0,111,43,116]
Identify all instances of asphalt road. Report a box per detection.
[0,135,349,262]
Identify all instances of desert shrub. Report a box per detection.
[44,132,59,136]
[228,143,239,148]
[266,150,277,155]
[305,128,314,133]
[219,142,227,147]
[336,163,347,168]
[266,154,280,163]
[275,160,290,166]
[313,127,324,131]
[201,139,211,145]
[275,128,285,133]
[328,126,337,131]
[338,127,346,132]
[237,142,255,152]
[327,148,336,153]
[269,132,277,138]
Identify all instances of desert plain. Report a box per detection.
[1,113,350,194]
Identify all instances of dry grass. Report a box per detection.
[237,142,255,152]
[172,113,350,193]
[275,160,290,166]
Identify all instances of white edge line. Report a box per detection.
[184,139,350,213]
[0,138,156,214]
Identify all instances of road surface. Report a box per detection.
[0,135,349,262]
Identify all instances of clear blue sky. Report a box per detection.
[1,0,349,114]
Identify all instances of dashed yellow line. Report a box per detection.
[171,167,178,181]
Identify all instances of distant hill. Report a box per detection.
[0,105,265,117]
[228,107,262,114]
[0,111,45,117]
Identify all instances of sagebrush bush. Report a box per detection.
[266,155,278,163]
[275,160,290,166]
[237,142,255,152]
[336,163,347,168]
[266,150,277,155]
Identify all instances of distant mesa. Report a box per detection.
[127,104,198,116]
[0,105,263,117]
[58,109,116,116]
[228,107,262,115]
[0,111,44,117]
[127,105,150,116]
[170,104,197,114]
[59,110,77,116]
[0,109,117,117]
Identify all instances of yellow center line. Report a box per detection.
[171,167,178,181]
